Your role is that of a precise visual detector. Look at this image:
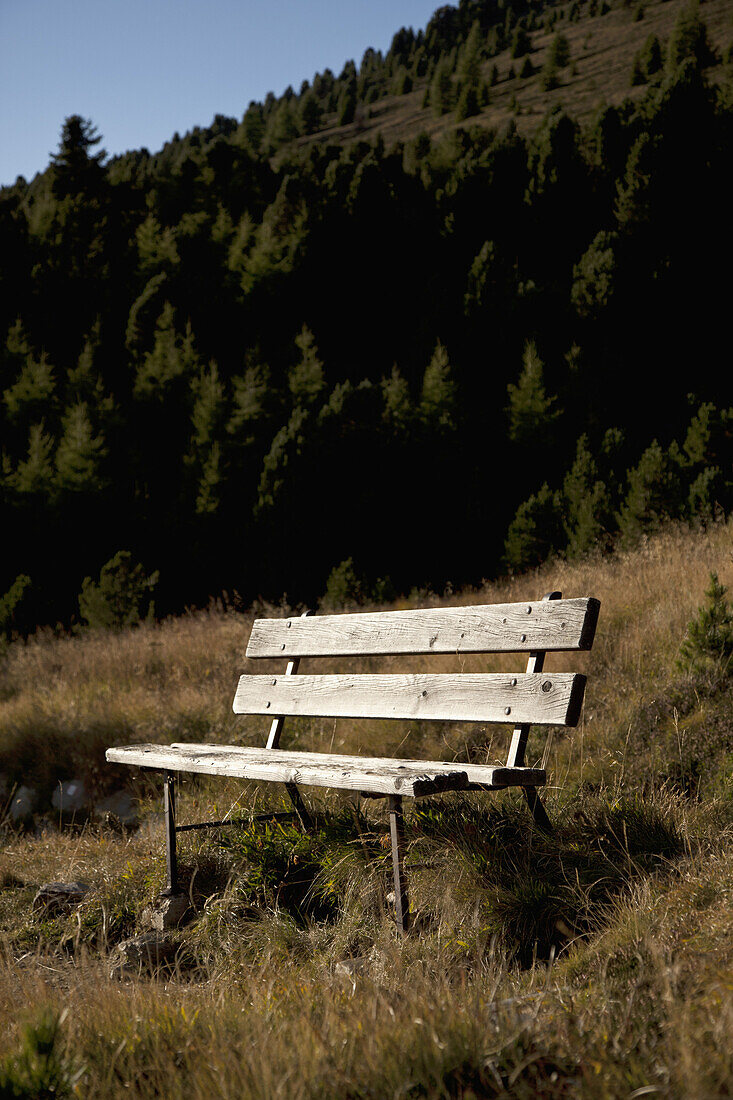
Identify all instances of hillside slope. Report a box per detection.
[296,0,733,148]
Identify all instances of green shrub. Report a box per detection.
[322,557,395,609]
[678,572,733,676]
[78,550,158,630]
[0,1009,81,1099]
[0,574,31,646]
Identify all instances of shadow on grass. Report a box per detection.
[412,792,686,966]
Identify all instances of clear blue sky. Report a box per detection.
[1,0,441,186]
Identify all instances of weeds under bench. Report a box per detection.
[107,591,600,933]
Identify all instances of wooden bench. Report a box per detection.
[107,590,599,933]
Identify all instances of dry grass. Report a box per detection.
[1,520,732,1097]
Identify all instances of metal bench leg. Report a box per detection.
[523,786,553,834]
[389,795,410,935]
[285,782,313,830]
[163,772,179,895]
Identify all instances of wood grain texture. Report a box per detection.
[171,743,546,789]
[106,743,546,796]
[232,672,586,727]
[246,598,600,658]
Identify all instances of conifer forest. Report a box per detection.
[1,0,732,630]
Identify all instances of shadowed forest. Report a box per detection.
[1,0,732,630]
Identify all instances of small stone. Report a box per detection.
[335,956,367,980]
[33,881,90,913]
[110,931,178,979]
[52,779,88,813]
[9,786,36,823]
[93,790,137,826]
[141,893,190,931]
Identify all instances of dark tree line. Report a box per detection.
[1,1,731,630]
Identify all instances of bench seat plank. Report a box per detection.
[105,743,546,798]
[232,672,586,727]
[246,598,599,658]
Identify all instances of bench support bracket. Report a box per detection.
[389,794,410,935]
[285,782,313,830]
[522,785,553,833]
[505,590,561,835]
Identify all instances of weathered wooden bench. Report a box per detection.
[107,590,599,932]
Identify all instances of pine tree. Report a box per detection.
[393,68,413,95]
[506,341,561,445]
[640,34,664,77]
[381,365,411,427]
[562,435,611,557]
[227,213,255,276]
[124,273,167,354]
[338,87,357,125]
[421,341,456,429]
[630,54,647,86]
[241,180,308,294]
[616,441,685,545]
[0,574,31,644]
[503,484,564,571]
[322,557,365,609]
[55,402,106,493]
[464,240,498,316]
[5,318,32,364]
[456,84,481,120]
[571,231,618,317]
[631,34,663,84]
[615,132,657,230]
[548,32,571,68]
[238,102,265,153]
[227,363,271,439]
[66,327,116,422]
[430,57,454,116]
[289,325,325,406]
[510,26,532,58]
[195,442,223,515]
[3,354,55,420]
[256,406,310,512]
[190,362,225,450]
[678,572,733,675]
[134,304,199,399]
[50,115,106,200]
[300,90,323,135]
[78,551,158,630]
[459,20,483,86]
[267,100,299,148]
[11,423,55,496]
[667,3,714,73]
[136,215,179,273]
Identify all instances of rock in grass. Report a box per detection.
[141,892,190,931]
[33,881,90,913]
[9,786,37,822]
[335,957,367,981]
[110,931,179,979]
[93,790,138,826]
[51,779,88,813]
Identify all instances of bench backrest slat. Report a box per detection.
[245,598,599,659]
[233,672,586,728]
